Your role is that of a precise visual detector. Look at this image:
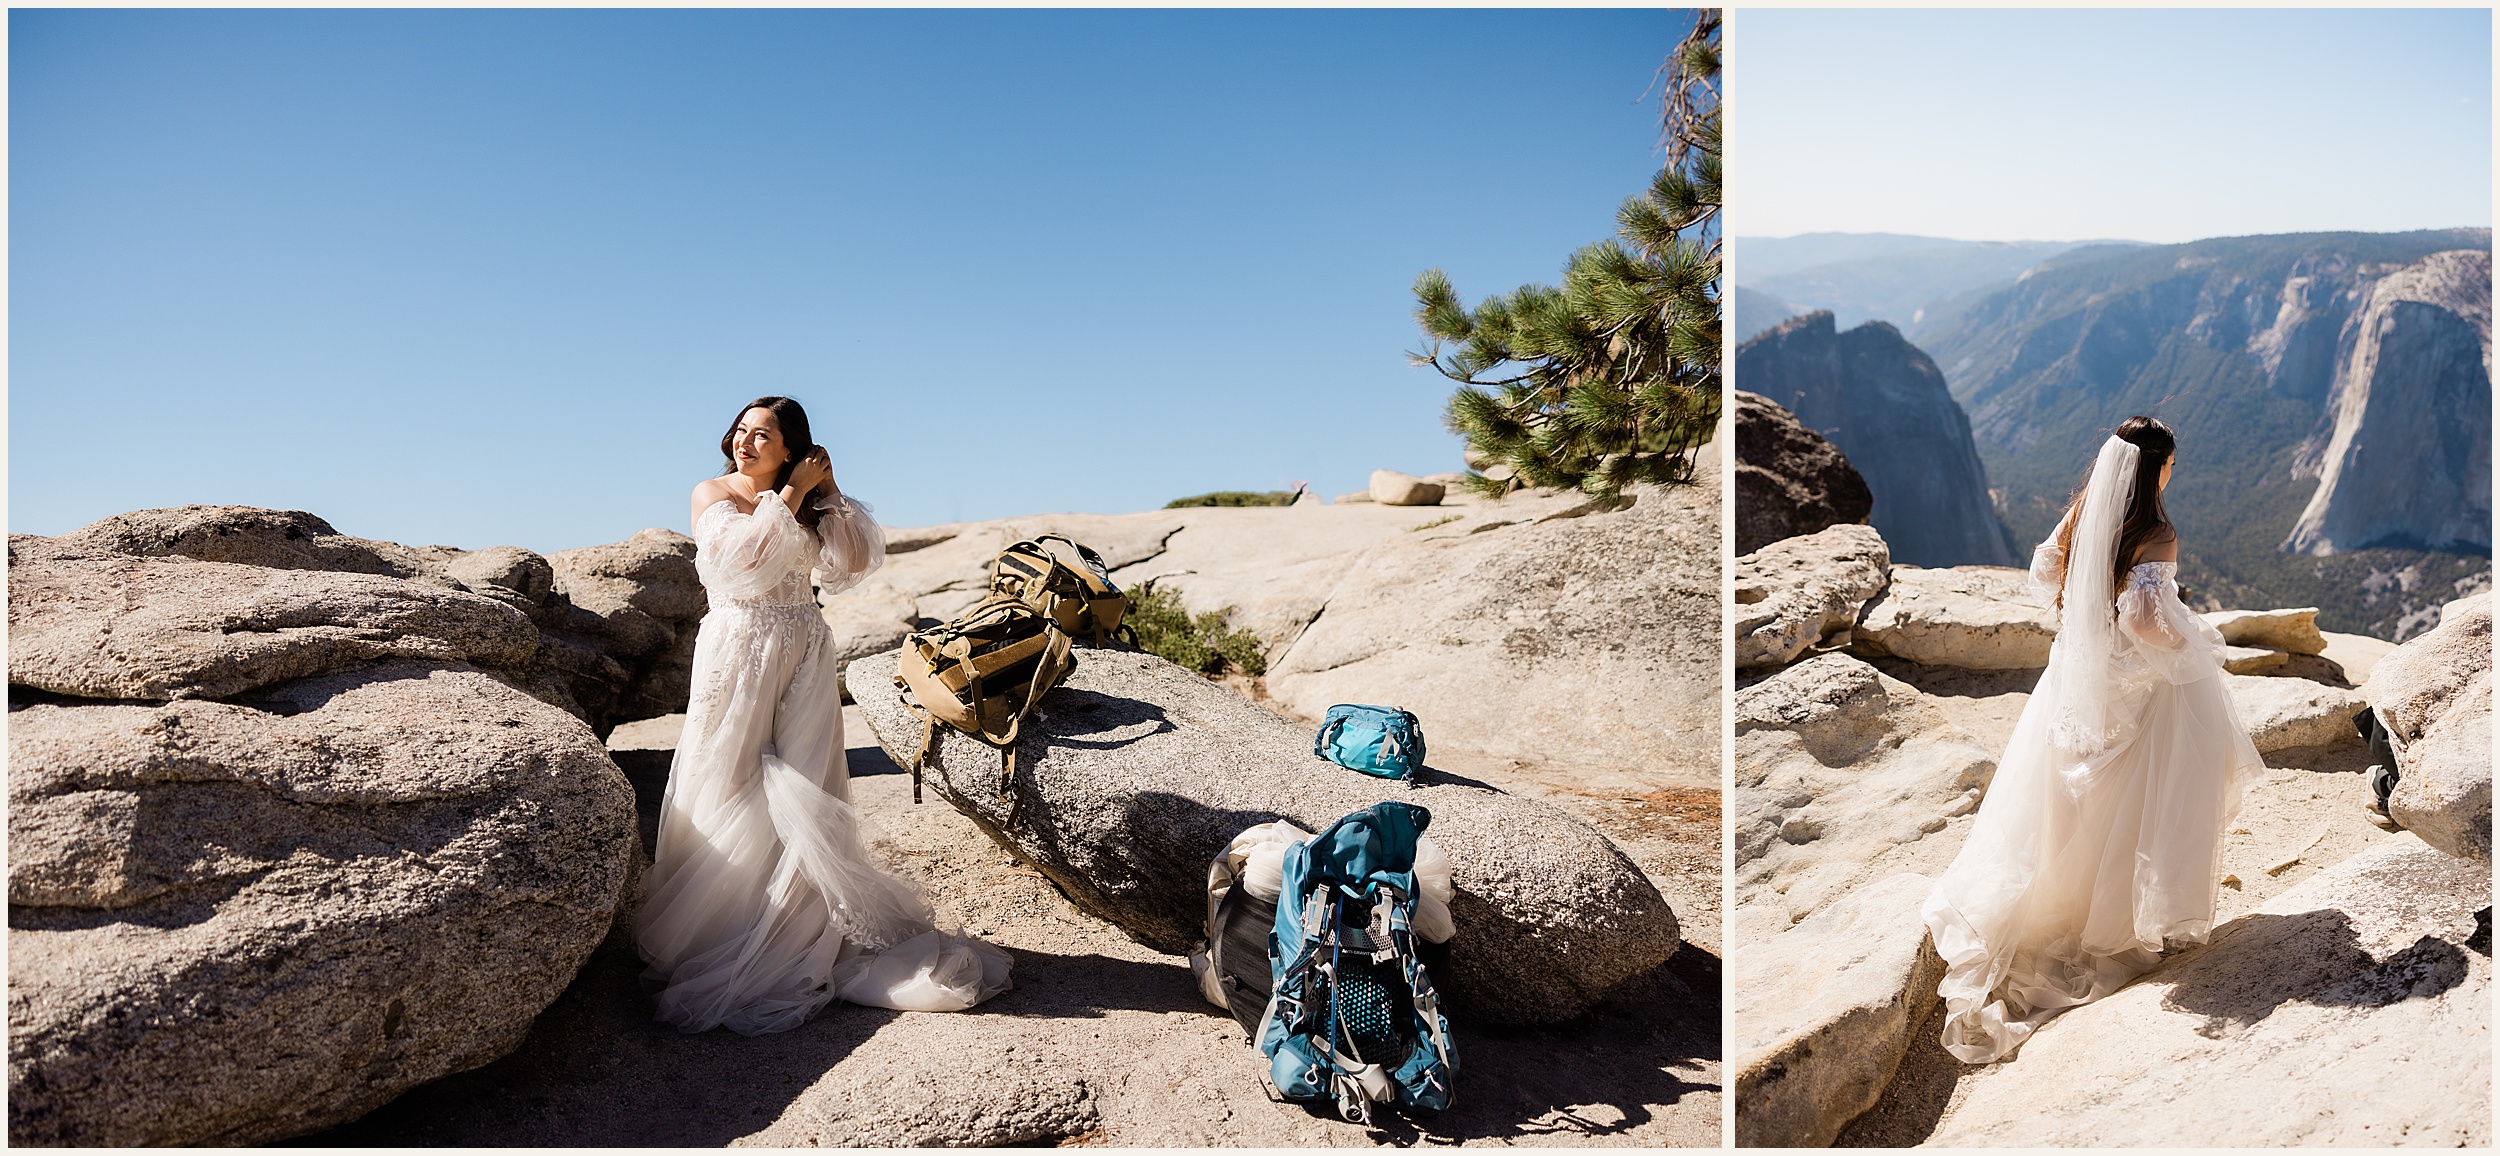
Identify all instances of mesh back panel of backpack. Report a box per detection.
[1332,958,1416,1065]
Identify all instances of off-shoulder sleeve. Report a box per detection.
[695,493,817,601]
[2116,566,2217,685]
[810,491,886,598]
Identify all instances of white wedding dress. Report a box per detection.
[1921,440,2267,1064]
[635,489,1011,1035]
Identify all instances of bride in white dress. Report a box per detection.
[1920,416,2266,1064]
[635,396,1011,1035]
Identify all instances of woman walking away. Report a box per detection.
[636,395,1011,1035]
[1920,416,2266,1064]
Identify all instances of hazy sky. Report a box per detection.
[1733,8,2493,244]
[11,9,1690,550]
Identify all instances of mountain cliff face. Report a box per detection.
[1915,228,2493,639]
[1732,389,1872,556]
[1735,311,2018,567]
[2286,248,2492,555]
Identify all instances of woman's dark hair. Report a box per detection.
[2053,415,2176,608]
[719,395,824,528]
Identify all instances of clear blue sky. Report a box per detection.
[1733,7,2492,243]
[11,9,1692,551]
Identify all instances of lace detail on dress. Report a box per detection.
[2113,560,2222,686]
[694,497,823,608]
[2119,561,2180,642]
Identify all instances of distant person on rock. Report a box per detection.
[2349,706,2409,827]
[635,395,1011,1034]
[1920,416,2267,1064]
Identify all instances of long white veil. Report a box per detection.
[2044,435,2140,755]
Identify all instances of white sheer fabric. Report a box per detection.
[1920,457,2266,1064]
[635,490,1010,1035]
[2045,437,2138,755]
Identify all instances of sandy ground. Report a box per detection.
[1830,659,2394,1147]
[300,696,1721,1147]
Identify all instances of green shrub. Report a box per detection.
[1164,490,1297,508]
[1127,584,1268,676]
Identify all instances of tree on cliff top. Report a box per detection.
[1411,10,1721,499]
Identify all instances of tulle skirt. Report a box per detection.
[1921,659,2267,1064]
[634,601,1011,1035]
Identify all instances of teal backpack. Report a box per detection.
[1258,801,1457,1123]
[1314,704,1426,781]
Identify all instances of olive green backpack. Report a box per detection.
[987,533,1137,647]
[894,592,1073,816]
[893,534,1133,818]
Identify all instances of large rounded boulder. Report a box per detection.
[7,525,638,1146]
[50,504,463,582]
[2371,593,2493,862]
[847,647,1676,1027]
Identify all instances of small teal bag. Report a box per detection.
[1314,704,1426,781]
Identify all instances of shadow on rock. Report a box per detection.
[1413,764,1502,792]
[1832,996,1968,1148]
[6,874,259,935]
[973,945,1213,1021]
[1860,657,2045,701]
[1032,686,1177,748]
[2157,909,2470,1034]
[2264,740,2375,775]
[609,748,671,857]
[299,926,1719,1148]
[290,927,891,1147]
[1417,943,1722,1144]
[1836,911,2477,1148]
[848,738,907,778]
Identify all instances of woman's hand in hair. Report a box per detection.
[786,447,834,503]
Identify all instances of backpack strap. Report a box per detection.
[911,713,938,804]
[895,594,1077,815]
[1032,534,1115,589]
[991,622,1074,823]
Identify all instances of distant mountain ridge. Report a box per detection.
[1916,227,2493,640]
[1738,233,2080,279]
[1732,285,1803,343]
[1734,233,2150,334]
